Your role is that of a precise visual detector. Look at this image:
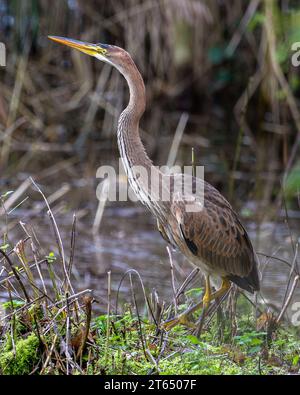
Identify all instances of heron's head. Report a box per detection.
[48,36,133,73]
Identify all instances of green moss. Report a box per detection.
[0,333,40,375]
[90,309,300,375]
[0,299,299,375]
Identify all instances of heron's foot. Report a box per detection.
[162,313,195,331]
[161,278,231,332]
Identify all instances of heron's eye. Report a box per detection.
[96,46,108,56]
[96,43,111,54]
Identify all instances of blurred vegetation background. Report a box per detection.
[0,0,300,220]
[1,2,300,373]
[0,0,300,321]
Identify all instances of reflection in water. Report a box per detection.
[92,206,299,323]
[1,188,299,325]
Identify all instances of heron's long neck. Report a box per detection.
[117,64,151,171]
[117,62,164,218]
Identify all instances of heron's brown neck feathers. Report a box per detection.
[117,57,149,166]
[124,61,146,118]
[117,55,163,217]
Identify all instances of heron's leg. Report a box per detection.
[210,278,231,302]
[202,275,212,309]
[162,275,212,331]
[162,313,196,330]
[162,277,231,331]
[193,277,231,337]
[191,276,212,335]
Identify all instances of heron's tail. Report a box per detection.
[228,252,260,293]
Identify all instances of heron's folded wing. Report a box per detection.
[172,185,255,278]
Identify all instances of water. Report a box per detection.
[1,177,300,326]
[79,205,300,324]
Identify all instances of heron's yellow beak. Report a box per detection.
[48,36,108,57]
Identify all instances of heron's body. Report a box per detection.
[49,36,260,329]
[159,179,260,293]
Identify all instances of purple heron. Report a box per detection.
[48,36,260,330]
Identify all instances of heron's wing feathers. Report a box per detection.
[171,181,258,283]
